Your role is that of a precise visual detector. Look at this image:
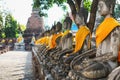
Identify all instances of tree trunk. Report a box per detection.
[74,0,82,12]
[67,0,83,21]
[87,0,98,32]
[67,0,76,20]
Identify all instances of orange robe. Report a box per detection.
[45,36,49,46]
[96,17,120,47]
[35,36,49,45]
[118,51,120,63]
[49,32,63,49]
[49,34,57,49]
[62,30,70,38]
[74,26,91,53]
[17,36,23,43]
[96,17,120,62]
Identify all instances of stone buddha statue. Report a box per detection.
[15,33,25,50]
[72,0,120,79]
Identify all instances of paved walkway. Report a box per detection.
[0,51,34,80]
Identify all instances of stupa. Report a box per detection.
[23,8,44,50]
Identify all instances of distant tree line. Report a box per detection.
[0,13,26,38]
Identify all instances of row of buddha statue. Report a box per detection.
[33,0,120,79]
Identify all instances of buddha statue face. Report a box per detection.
[98,0,113,16]
[75,14,84,27]
[51,28,55,34]
[45,30,50,36]
[63,22,68,30]
[50,25,56,35]
[56,22,62,32]
[63,17,72,30]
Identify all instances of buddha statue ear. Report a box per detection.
[110,5,113,15]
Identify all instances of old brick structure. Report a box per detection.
[23,8,44,50]
[26,8,44,30]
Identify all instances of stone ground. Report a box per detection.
[0,50,34,80]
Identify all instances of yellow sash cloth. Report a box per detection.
[45,36,49,46]
[1,39,5,43]
[74,26,91,53]
[62,30,70,38]
[96,17,120,47]
[49,34,57,49]
[35,36,49,45]
[55,32,63,39]
[17,36,23,43]
[54,32,63,46]
[35,37,45,45]
[49,32,63,49]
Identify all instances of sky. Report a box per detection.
[0,0,70,27]
[1,0,33,25]
[46,4,68,27]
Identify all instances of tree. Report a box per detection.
[4,14,19,38]
[33,0,92,17]
[20,24,26,32]
[33,0,97,32]
[0,13,5,38]
[33,0,116,32]
[114,4,120,19]
[0,13,3,30]
[87,0,98,32]
[33,0,67,17]
[0,13,4,38]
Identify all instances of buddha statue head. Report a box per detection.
[45,30,50,37]
[56,22,62,33]
[98,0,114,17]
[74,7,88,28]
[50,24,56,35]
[63,16,72,30]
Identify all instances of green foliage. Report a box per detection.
[19,24,26,32]
[84,0,92,11]
[15,33,19,38]
[0,13,3,30]
[33,0,67,17]
[33,0,92,17]
[114,4,120,19]
[4,14,19,38]
[1,32,6,38]
[0,13,4,38]
[0,12,24,38]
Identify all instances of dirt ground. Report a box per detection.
[0,51,34,80]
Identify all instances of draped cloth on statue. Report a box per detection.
[55,32,63,45]
[49,34,57,49]
[45,37,49,46]
[62,30,70,38]
[17,36,23,43]
[118,51,120,62]
[49,32,63,49]
[35,36,49,45]
[15,34,24,50]
[35,37,45,45]
[74,26,91,53]
[55,32,63,40]
[61,30,73,50]
[96,17,120,47]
